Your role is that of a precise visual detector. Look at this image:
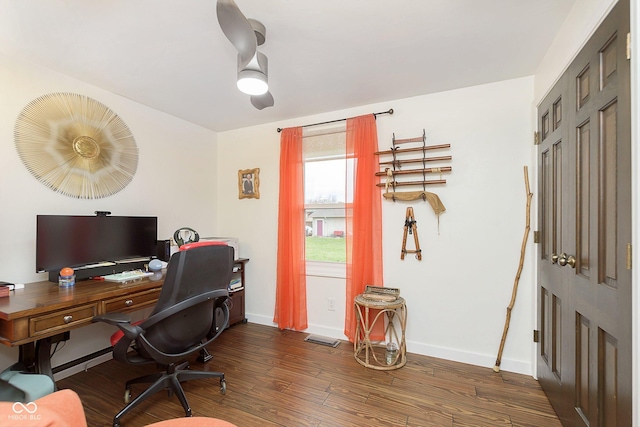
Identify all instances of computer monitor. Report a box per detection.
[36,215,158,274]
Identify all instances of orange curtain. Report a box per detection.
[344,115,384,341]
[274,127,308,331]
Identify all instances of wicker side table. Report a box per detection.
[353,294,407,370]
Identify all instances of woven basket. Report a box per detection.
[362,285,400,302]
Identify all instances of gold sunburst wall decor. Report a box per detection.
[14,92,139,199]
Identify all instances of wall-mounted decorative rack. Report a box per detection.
[375,129,451,203]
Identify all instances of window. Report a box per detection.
[303,126,350,276]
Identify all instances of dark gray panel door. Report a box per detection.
[537,1,631,425]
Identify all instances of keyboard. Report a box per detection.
[102,270,153,282]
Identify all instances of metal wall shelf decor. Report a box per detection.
[375,129,450,217]
[377,129,450,253]
[14,92,138,199]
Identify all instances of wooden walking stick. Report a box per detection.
[493,166,533,373]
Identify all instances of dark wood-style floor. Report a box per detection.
[57,322,562,427]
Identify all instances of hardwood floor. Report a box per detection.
[57,322,561,427]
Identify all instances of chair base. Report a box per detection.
[113,361,225,427]
[197,348,213,363]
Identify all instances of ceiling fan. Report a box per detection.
[216,0,274,110]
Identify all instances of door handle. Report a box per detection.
[558,252,567,267]
[558,253,568,266]
[551,253,559,264]
[558,253,576,268]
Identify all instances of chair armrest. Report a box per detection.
[93,312,131,325]
[93,313,142,341]
[137,299,230,365]
[139,289,229,331]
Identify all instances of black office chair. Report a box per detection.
[94,241,234,427]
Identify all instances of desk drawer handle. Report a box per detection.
[63,315,73,324]
[125,299,133,307]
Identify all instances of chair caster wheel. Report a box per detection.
[220,380,227,395]
[124,388,131,403]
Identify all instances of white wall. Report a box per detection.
[217,76,535,374]
[0,54,219,375]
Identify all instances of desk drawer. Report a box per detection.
[30,304,98,337]
[102,288,161,313]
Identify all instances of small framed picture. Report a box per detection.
[238,168,260,199]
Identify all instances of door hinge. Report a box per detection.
[534,131,540,145]
[533,231,540,243]
[627,243,632,270]
[627,32,631,60]
[533,330,540,343]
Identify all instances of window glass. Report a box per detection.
[303,127,347,263]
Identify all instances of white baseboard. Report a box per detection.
[52,315,532,380]
[247,314,346,342]
[246,313,532,376]
[52,352,113,382]
[406,340,532,376]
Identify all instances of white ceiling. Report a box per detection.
[0,0,577,132]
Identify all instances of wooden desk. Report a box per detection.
[228,258,249,326]
[0,275,164,377]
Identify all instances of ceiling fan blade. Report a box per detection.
[216,0,257,66]
[250,91,274,110]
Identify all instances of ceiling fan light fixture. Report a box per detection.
[217,1,273,108]
[237,69,268,95]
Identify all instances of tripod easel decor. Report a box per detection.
[401,207,421,260]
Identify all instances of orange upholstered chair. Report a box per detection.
[0,389,87,427]
[146,418,238,427]
[0,389,238,427]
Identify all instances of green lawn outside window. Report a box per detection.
[305,236,346,262]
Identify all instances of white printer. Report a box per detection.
[199,237,240,260]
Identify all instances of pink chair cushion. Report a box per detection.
[145,417,237,427]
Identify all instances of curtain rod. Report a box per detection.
[276,108,393,133]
